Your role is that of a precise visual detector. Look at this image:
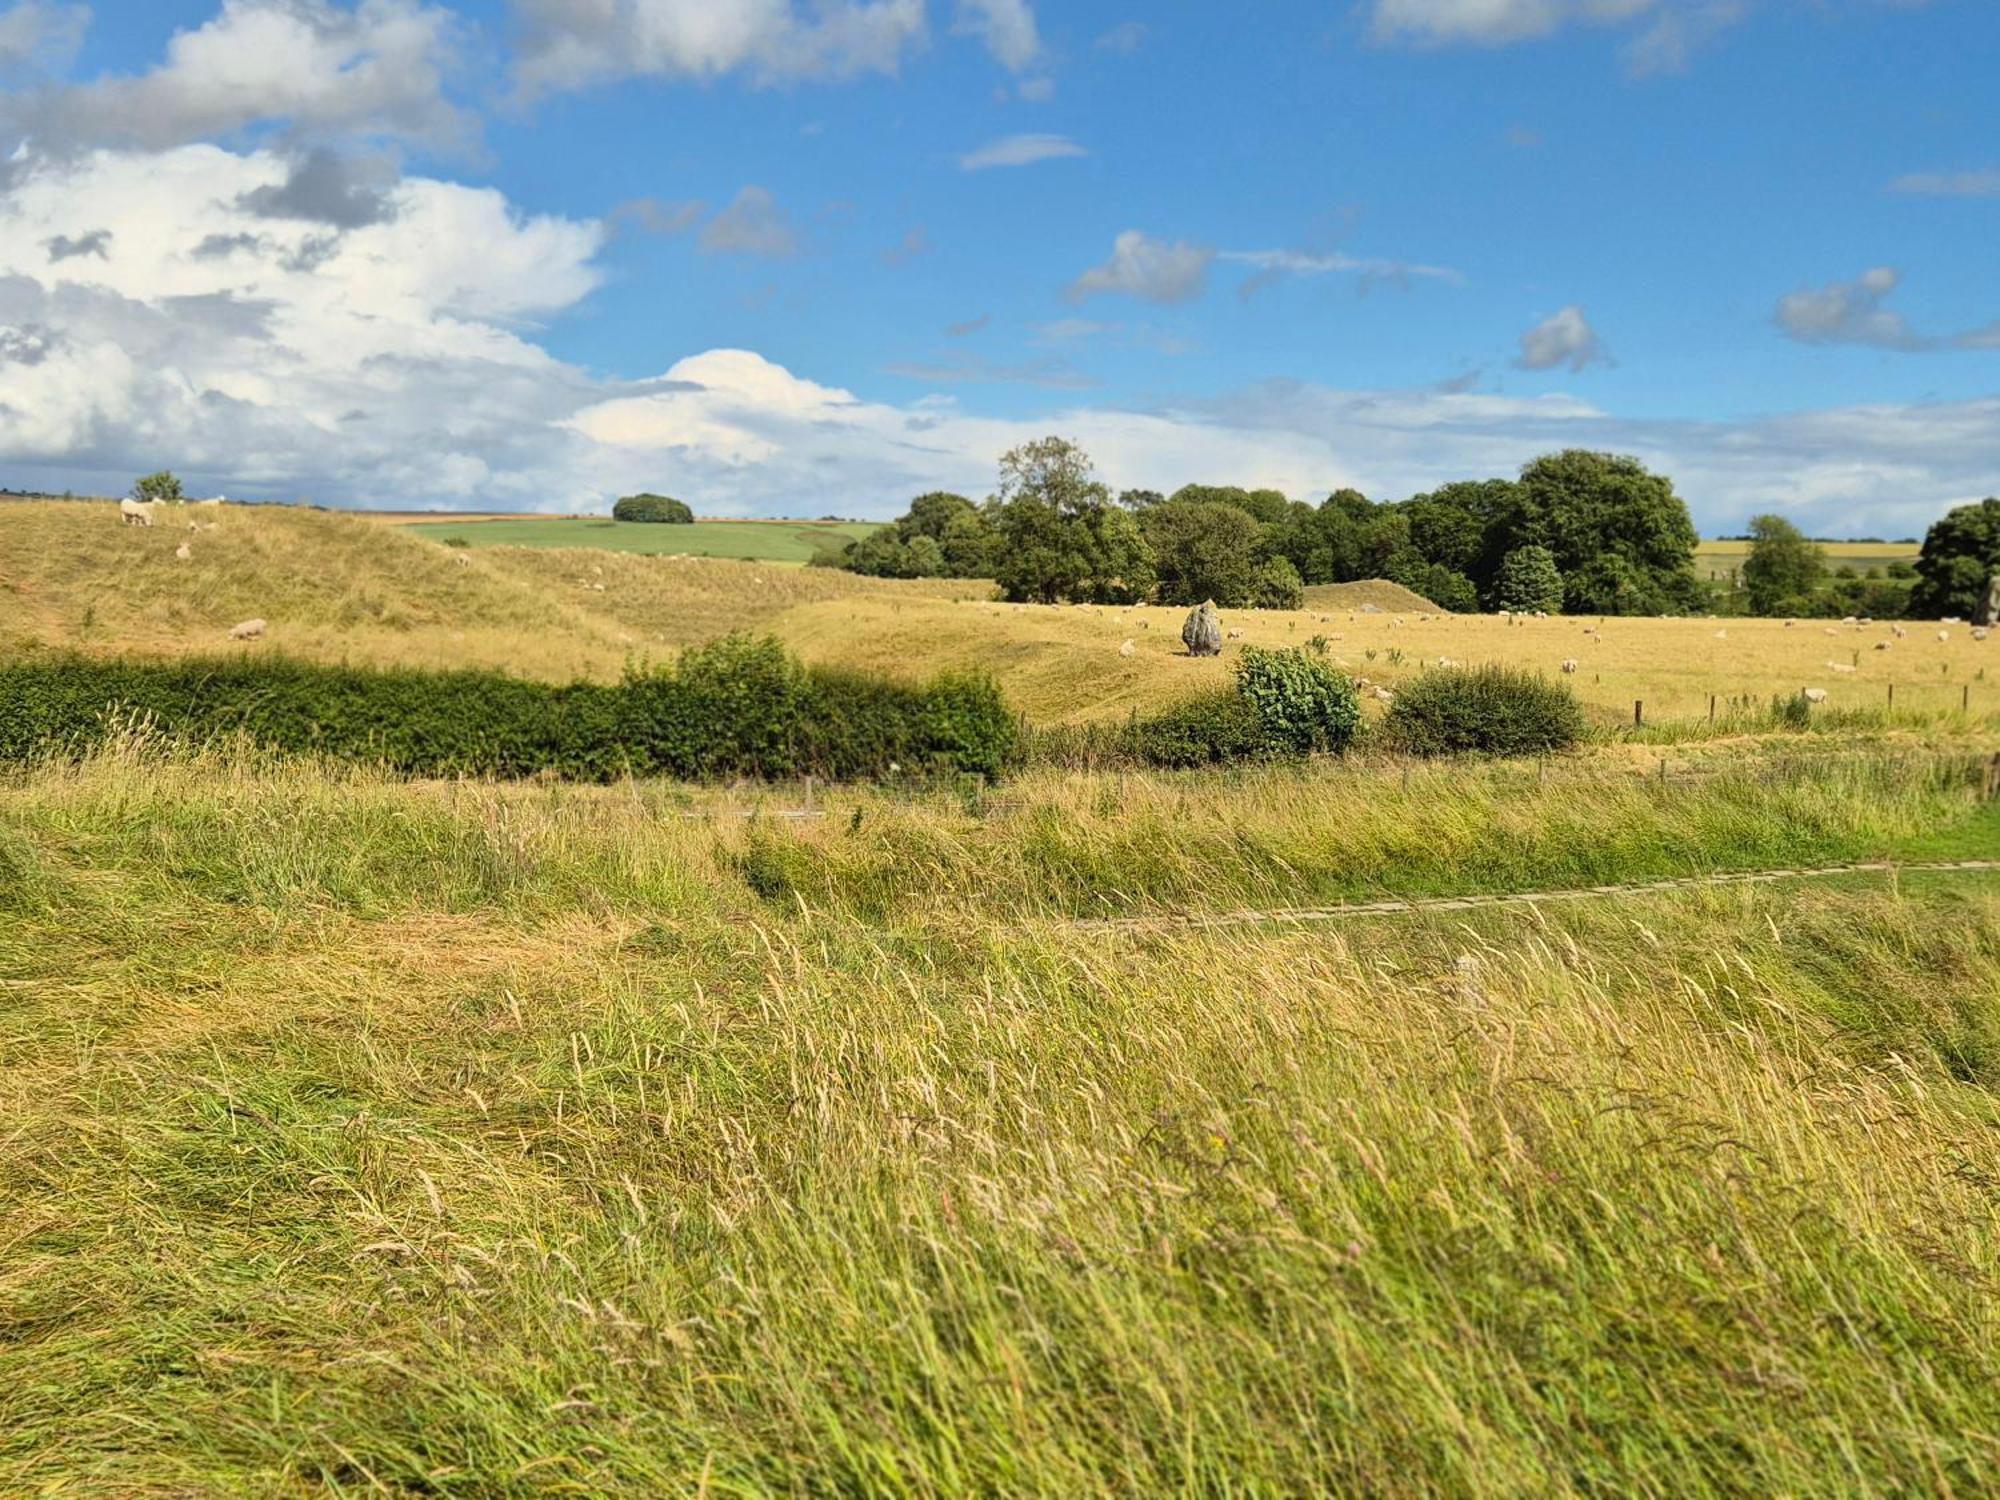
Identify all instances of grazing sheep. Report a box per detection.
[1435,656,1461,668]
[174,542,191,561]
[453,553,472,568]
[1822,627,1839,636]
[1874,641,1891,651]
[1892,624,1907,638]
[1974,628,1990,642]
[228,618,266,641]
[119,498,155,527]
[1826,662,1856,674]
[1372,685,1394,702]
[1803,688,1828,704]
[1560,658,1579,674]
[1714,629,1728,639]
[1119,639,1135,657]
[1226,628,1244,640]
[1939,630,1951,642]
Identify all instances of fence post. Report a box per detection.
[1965,684,1972,713]
[1888,682,1895,710]
[1708,693,1716,725]
[1633,700,1644,729]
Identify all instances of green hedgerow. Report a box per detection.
[1385,664,1587,757]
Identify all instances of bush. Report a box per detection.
[1247,556,1305,610]
[1233,645,1360,755]
[612,493,694,524]
[1385,665,1587,757]
[0,638,1019,783]
[133,471,184,502]
[1126,690,1273,768]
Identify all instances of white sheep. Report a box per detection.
[1826,662,1856,674]
[119,498,155,527]
[1118,639,1135,657]
[228,618,266,641]
[1560,658,1579,674]
[1803,688,1828,704]
[174,542,191,561]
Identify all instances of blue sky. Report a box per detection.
[0,0,1995,533]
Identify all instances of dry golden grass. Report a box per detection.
[4,499,1993,727]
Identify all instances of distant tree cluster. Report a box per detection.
[1731,502,2000,621]
[613,493,693,524]
[817,440,1708,616]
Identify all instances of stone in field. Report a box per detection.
[1980,576,2000,628]
[1181,601,1222,657]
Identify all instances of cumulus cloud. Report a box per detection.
[2,0,472,154]
[956,132,1086,170]
[698,186,799,258]
[510,0,927,95]
[1776,266,2000,351]
[44,228,110,261]
[1515,304,1608,371]
[0,0,89,71]
[1889,169,2000,198]
[237,148,399,228]
[1067,230,1213,305]
[1371,0,1746,69]
[952,0,1039,71]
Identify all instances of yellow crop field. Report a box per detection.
[3,499,1992,728]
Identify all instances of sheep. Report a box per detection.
[1939,630,1951,643]
[174,542,191,561]
[1822,627,1840,636]
[1435,656,1462,668]
[1560,658,1579,674]
[228,618,266,641]
[1803,688,1828,705]
[1713,629,1728,639]
[1892,624,1907,638]
[119,498,155,527]
[1226,628,1245,640]
[1874,641,1891,651]
[1372,685,1394,702]
[1118,639,1135,657]
[453,553,472,568]
[1826,662,1856,674]
[1975,629,1991,642]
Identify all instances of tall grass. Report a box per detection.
[2,745,1999,1493]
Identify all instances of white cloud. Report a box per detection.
[956,132,1085,170]
[1515,304,1607,371]
[1776,266,2000,352]
[510,0,927,95]
[3,0,471,153]
[698,186,798,258]
[1094,20,1147,54]
[1371,0,1657,47]
[952,0,1039,71]
[1067,230,1213,305]
[1889,168,2000,198]
[1221,247,1464,293]
[0,0,89,71]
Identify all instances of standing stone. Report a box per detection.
[1980,575,2000,628]
[1181,601,1222,657]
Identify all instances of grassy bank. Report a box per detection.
[402,516,877,562]
[3,747,2000,1493]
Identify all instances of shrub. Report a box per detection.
[612,493,694,524]
[1233,645,1360,755]
[132,471,184,502]
[0,638,1018,783]
[1385,665,1587,757]
[1247,556,1305,610]
[1126,690,1273,768]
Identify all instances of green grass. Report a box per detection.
[4,743,2000,1493]
[403,516,879,563]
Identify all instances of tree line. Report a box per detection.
[1741,505,2000,621]
[812,438,1705,615]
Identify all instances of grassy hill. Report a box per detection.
[4,499,1995,729]
[396,514,877,562]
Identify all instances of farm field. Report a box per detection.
[397,515,877,563]
[3,500,1993,727]
[3,743,2000,1492]
[1695,537,1921,580]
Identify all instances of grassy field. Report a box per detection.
[4,500,1993,729]
[4,740,2000,1493]
[399,516,877,563]
[1695,537,1922,580]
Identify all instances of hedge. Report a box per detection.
[1384,664,1586,757]
[0,635,1018,782]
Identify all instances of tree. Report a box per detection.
[1117,488,1165,511]
[1511,451,1699,615]
[1384,550,1479,613]
[133,471,184,502]
[991,438,1154,603]
[1912,497,2000,619]
[1168,484,1289,526]
[613,493,693,524]
[1144,501,1265,606]
[1740,514,1827,615]
[1491,545,1564,614]
[1248,556,1305,610]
